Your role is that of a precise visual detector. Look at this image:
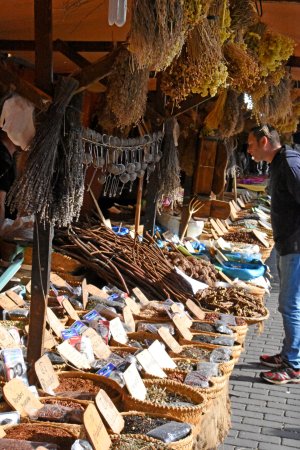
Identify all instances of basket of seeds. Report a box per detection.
[110,434,169,449]
[116,411,194,450]
[177,338,243,360]
[123,378,207,427]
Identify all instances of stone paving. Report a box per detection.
[220,251,300,449]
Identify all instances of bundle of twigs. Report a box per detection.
[106,48,149,128]
[224,41,260,92]
[161,18,228,102]
[8,77,84,226]
[156,118,181,207]
[229,0,258,32]
[54,225,194,302]
[128,0,186,71]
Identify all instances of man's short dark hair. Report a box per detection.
[250,124,281,147]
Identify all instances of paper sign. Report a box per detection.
[123,363,147,401]
[172,311,192,329]
[172,314,193,341]
[5,291,26,307]
[170,303,184,314]
[0,427,5,438]
[95,389,124,434]
[185,241,195,254]
[136,349,167,378]
[3,379,43,417]
[86,284,109,299]
[211,219,224,236]
[50,273,69,289]
[132,287,150,306]
[62,298,80,321]
[125,297,141,315]
[0,325,20,348]
[216,219,228,234]
[211,229,219,240]
[82,278,88,309]
[35,355,59,394]
[43,329,58,350]
[123,306,135,332]
[26,281,31,294]
[46,307,65,337]
[232,200,241,212]
[148,340,177,369]
[84,404,111,450]
[109,317,128,344]
[237,197,246,209]
[252,229,270,248]
[56,341,91,369]
[0,294,18,311]
[259,220,272,231]
[82,328,111,359]
[158,327,182,354]
[186,299,206,320]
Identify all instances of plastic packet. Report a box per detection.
[0,411,20,426]
[196,362,219,377]
[211,336,235,346]
[209,347,232,363]
[44,351,65,365]
[192,323,215,333]
[219,313,237,326]
[91,319,110,343]
[30,404,83,424]
[83,309,101,322]
[184,371,210,388]
[192,335,215,344]
[214,322,233,335]
[146,421,191,443]
[2,309,30,319]
[71,439,93,450]
[137,322,175,335]
[71,320,89,335]
[2,347,29,385]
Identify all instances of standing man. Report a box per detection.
[0,130,18,228]
[248,124,300,384]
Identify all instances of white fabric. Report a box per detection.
[0,94,35,150]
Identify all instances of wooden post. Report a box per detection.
[134,176,144,236]
[27,0,53,385]
[233,167,238,202]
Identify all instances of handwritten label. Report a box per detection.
[132,287,150,306]
[0,294,18,311]
[210,219,224,236]
[252,229,270,248]
[5,290,26,307]
[62,298,80,321]
[0,427,5,438]
[158,327,182,354]
[136,349,167,378]
[0,325,19,348]
[46,307,65,337]
[148,340,177,369]
[123,363,147,401]
[109,317,128,344]
[125,297,141,315]
[35,355,60,394]
[56,341,91,369]
[3,379,43,417]
[86,284,109,299]
[50,273,69,289]
[82,328,111,359]
[95,389,124,434]
[123,306,135,332]
[80,278,88,310]
[84,404,111,450]
[186,299,206,320]
[172,314,193,341]
[216,219,228,234]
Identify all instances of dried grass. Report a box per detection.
[224,41,260,92]
[229,0,259,31]
[219,89,245,138]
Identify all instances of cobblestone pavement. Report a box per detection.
[220,251,300,449]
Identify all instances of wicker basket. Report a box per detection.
[191,320,248,346]
[118,411,194,450]
[123,378,207,427]
[110,433,170,449]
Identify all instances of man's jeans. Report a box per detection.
[277,253,300,369]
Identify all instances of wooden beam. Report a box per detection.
[27,0,53,385]
[173,94,210,117]
[0,40,120,53]
[0,63,51,110]
[73,47,121,93]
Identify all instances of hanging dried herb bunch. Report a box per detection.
[156,117,181,208]
[224,41,260,92]
[250,65,286,101]
[183,0,213,26]
[161,18,228,103]
[8,77,85,226]
[252,72,293,124]
[106,48,149,128]
[128,0,186,71]
[219,89,245,138]
[209,0,232,44]
[229,0,259,32]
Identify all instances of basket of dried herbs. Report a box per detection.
[110,434,169,449]
[177,338,243,360]
[123,378,207,426]
[115,411,194,449]
[191,320,248,346]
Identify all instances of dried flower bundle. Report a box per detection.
[128,0,186,71]
[224,41,260,92]
[106,48,149,128]
[229,0,259,31]
[161,18,228,103]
